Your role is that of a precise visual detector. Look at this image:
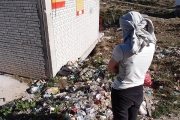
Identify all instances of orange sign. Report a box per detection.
[52,0,65,9]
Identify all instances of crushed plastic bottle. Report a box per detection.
[30,86,39,94]
[43,94,51,98]
[100,115,106,120]
[106,109,113,118]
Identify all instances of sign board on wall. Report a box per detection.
[76,0,84,16]
[52,0,65,9]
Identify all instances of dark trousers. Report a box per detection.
[111,85,143,120]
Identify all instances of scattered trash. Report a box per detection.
[0,59,155,120]
[144,72,152,86]
[0,72,5,75]
[171,91,180,96]
[45,87,59,94]
[0,98,5,102]
[116,27,121,31]
[57,65,79,76]
[29,86,40,94]
[139,101,148,115]
[0,59,113,119]
[156,54,164,59]
[173,100,178,104]
[101,36,112,40]
[21,94,35,102]
[159,86,163,89]
[1,46,179,120]
[162,94,168,97]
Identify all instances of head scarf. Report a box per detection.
[120,11,156,54]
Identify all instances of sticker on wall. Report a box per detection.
[76,0,84,16]
[52,0,65,9]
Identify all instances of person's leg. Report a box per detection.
[111,88,133,120]
[128,86,143,120]
[128,104,141,120]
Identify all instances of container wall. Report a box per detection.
[51,0,100,75]
[0,0,46,78]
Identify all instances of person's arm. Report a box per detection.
[107,45,123,74]
[108,58,119,74]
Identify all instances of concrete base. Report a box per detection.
[0,74,29,106]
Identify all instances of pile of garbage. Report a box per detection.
[0,59,114,119]
[2,44,180,119]
[26,60,113,120]
[3,56,177,119]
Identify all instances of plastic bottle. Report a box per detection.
[30,86,39,93]
[69,98,79,102]
[43,94,51,98]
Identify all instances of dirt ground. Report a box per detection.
[96,17,180,120]
[97,0,180,119]
[95,17,180,58]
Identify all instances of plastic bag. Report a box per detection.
[139,101,147,115]
[144,72,152,86]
